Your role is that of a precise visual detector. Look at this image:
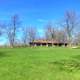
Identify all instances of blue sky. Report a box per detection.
[0,0,80,44]
[0,0,80,25]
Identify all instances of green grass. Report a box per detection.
[0,47,80,80]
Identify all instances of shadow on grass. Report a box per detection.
[48,55,80,72]
[0,51,10,58]
[72,55,80,60]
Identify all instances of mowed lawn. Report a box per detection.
[0,47,80,80]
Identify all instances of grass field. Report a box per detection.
[0,47,80,80]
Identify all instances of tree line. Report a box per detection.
[0,10,80,47]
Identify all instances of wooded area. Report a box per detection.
[0,10,80,47]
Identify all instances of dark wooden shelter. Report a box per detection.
[29,40,68,47]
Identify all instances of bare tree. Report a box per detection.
[0,23,5,35]
[55,29,67,43]
[64,11,79,46]
[6,15,20,47]
[27,26,37,43]
[45,22,55,40]
[73,32,80,45]
[22,26,28,46]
